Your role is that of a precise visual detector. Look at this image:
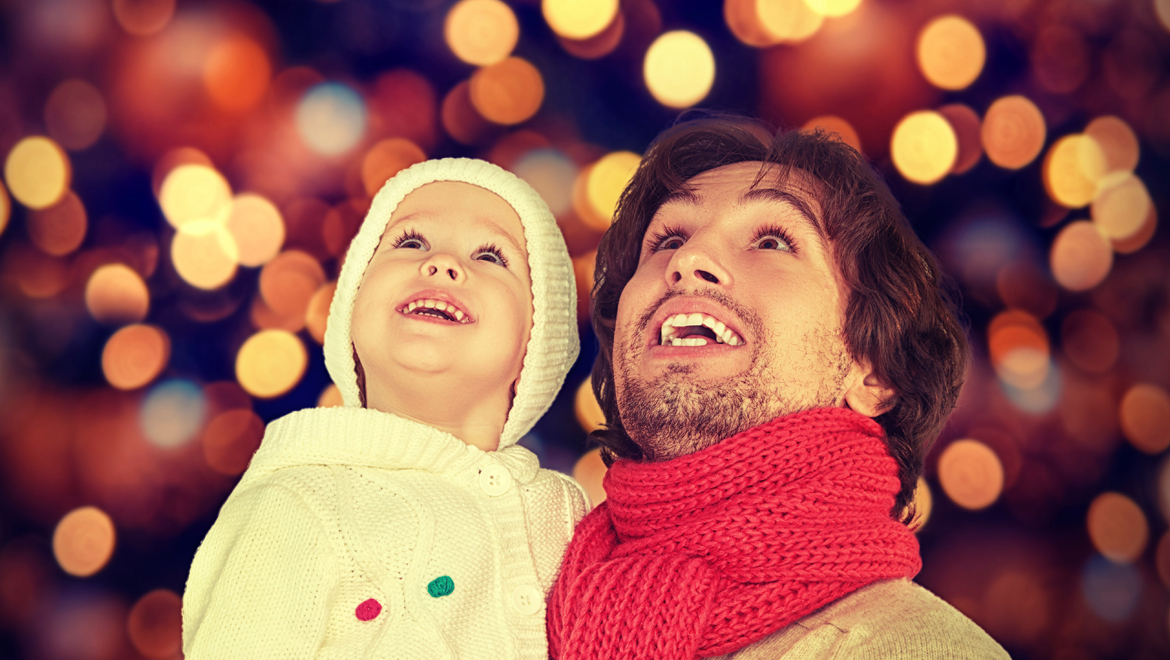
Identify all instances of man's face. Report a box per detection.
[613,161,867,461]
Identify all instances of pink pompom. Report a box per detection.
[355,598,382,621]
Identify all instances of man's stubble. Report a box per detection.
[613,290,853,462]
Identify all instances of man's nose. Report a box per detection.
[420,252,465,282]
[666,238,729,287]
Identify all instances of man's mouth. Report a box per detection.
[658,313,744,347]
[398,298,473,324]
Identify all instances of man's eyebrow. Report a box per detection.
[658,188,699,207]
[740,187,828,244]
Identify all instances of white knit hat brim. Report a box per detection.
[323,158,579,450]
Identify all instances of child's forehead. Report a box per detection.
[377,181,528,251]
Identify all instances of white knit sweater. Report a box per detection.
[182,407,590,659]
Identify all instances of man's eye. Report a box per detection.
[754,236,788,250]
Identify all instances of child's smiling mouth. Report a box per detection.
[399,298,474,324]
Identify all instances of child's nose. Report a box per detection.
[421,252,464,281]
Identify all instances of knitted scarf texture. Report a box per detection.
[546,407,922,660]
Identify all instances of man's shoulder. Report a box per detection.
[713,579,1010,660]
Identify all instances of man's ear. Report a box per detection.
[842,359,895,418]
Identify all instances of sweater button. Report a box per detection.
[478,464,512,497]
[510,585,541,615]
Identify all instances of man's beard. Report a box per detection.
[614,291,853,462]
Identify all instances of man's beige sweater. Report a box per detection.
[708,578,1010,659]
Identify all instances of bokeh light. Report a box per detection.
[442,80,496,146]
[361,138,427,198]
[1111,203,1157,254]
[1085,115,1139,175]
[725,0,781,48]
[1119,384,1170,454]
[890,110,957,185]
[644,31,716,109]
[127,588,182,659]
[318,383,343,408]
[982,96,1046,170]
[306,281,335,344]
[158,164,232,230]
[296,82,368,156]
[52,506,116,577]
[938,439,1004,510]
[557,11,625,59]
[0,181,9,237]
[102,324,170,390]
[514,148,577,217]
[1087,492,1148,564]
[4,136,71,210]
[916,15,985,91]
[139,380,207,450]
[202,409,264,476]
[803,0,862,18]
[27,190,87,256]
[1091,173,1151,241]
[1032,25,1090,95]
[802,115,861,154]
[1043,134,1107,208]
[226,193,285,268]
[171,219,240,290]
[1157,0,1170,34]
[988,310,1050,390]
[543,0,619,41]
[1049,220,1112,291]
[1060,310,1119,374]
[85,264,149,325]
[236,329,309,399]
[469,56,545,125]
[938,104,983,174]
[112,0,176,36]
[445,0,519,66]
[203,36,271,113]
[572,447,607,507]
[574,378,605,433]
[581,151,641,230]
[44,80,107,151]
[1082,555,1141,622]
[259,250,326,320]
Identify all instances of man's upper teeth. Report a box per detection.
[659,312,743,346]
[403,299,469,322]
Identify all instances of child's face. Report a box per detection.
[351,181,534,412]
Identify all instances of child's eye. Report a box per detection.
[751,224,796,253]
[474,244,509,268]
[392,229,428,250]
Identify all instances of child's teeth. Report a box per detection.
[454,310,464,321]
[407,302,417,311]
[435,302,448,311]
[424,300,435,308]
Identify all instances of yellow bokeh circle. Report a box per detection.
[4,136,71,210]
[644,31,716,109]
[236,329,309,399]
[916,15,985,91]
[543,0,619,41]
[890,110,958,185]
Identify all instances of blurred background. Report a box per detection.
[0,0,1168,658]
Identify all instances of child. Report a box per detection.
[182,158,589,659]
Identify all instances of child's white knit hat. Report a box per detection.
[323,158,580,450]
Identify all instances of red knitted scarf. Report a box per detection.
[547,407,921,660]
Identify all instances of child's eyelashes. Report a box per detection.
[392,229,428,250]
[473,244,510,268]
[389,229,510,268]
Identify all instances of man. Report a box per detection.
[546,118,1009,659]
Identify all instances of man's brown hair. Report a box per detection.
[589,116,969,518]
